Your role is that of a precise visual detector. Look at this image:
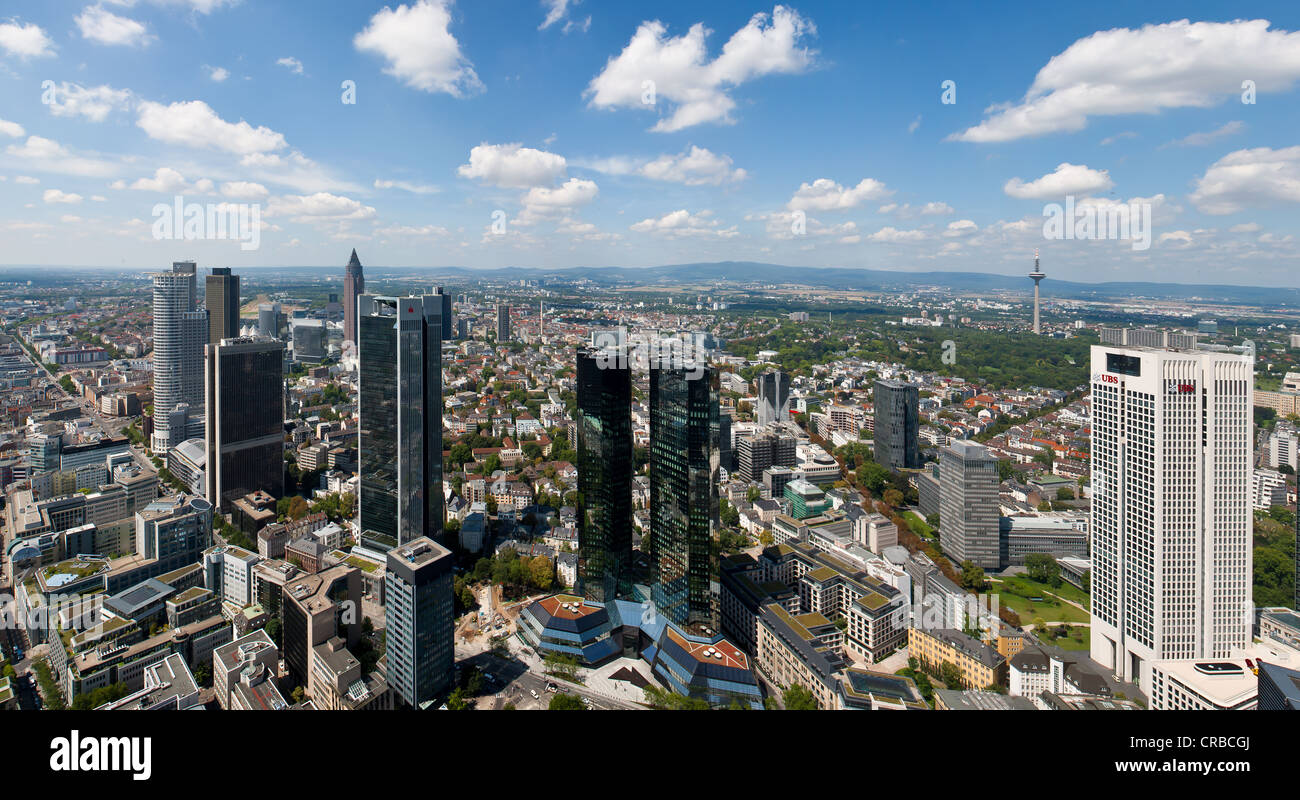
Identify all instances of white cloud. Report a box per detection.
[943,219,978,237]
[76,4,154,47]
[276,56,304,75]
[563,15,591,35]
[1162,120,1245,148]
[373,178,439,194]
[127,166,207,193]
[517,177,599,224]
[787,177,891,211]
[1099,131,1138,146]
[219,181,268,199]
[1158,230,1193,246]
[746,210,855,240]
[1004,162,1113,199]
[15,175,39,184]
[265,192,376,221]
[585,5,817,132]
[920,201,953,215]
[458,142,566,188]
[5,136,119,177]
[539,0,581,30]
[950,19,1300,142]
[43,189,84,205]
[0,20,55,58]
[205,65,229,82]
[0,118,24,138]
[1229,222,1261,233]
[630,208,737,237]
[354,0,483,96]
[574,147,746,186]
[1190,145,1300,214]
[136,100,288,155]
[46,83,133,122]
[375,224,451,237]
[908,115,921,134]
[868,226,926,243]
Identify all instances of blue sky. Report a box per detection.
[1,0,1299,285]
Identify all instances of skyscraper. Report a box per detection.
[432,286,453,340]
[204,336,285,512]
[755,369,791,427]
[938,440,1000,569]
[357,295,443,556]
[257,303,282,339]
[385,537,455,708]
[1089,344,1253,694]
[205,267,240,344]
[151,261,207,452]
[576,347,633,603]
[649,363,720,633]
[495,304,510,343]
[343,248,365,344]
[873,380,920,470]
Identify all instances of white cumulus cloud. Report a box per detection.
[354,0,483,96]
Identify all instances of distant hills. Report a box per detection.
[5,261,1299,306]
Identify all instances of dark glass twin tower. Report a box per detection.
[577,349,720,633]
[357,294,443,555]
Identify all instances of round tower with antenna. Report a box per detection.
[1029,249,1045,335]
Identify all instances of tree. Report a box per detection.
[548,692,585,710]
[720,499,740,527]
[1056,487,1075,501]
[882,488,904,508]
[1024,553,1062,587]
[855,460,892,495]
[959,560,986,591]
[782,683,818,710]
[939,661,963,688]
[528,556,554,591]
[746,485,761,503]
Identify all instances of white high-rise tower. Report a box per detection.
[151,261,207,453]
[1089,343,1253,696]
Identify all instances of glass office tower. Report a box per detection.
[204,336,285,511]
[357,295,443,554]
[576,347,633,603]
[649,363,720,633]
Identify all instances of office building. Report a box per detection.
[357,294,443,555]
[873,380,920,469]
[1089,344,1253,695]
[343,248,365,344]
[135,494,213,574]
[939,440,1000,569]
[205,267,240,345]
[204,337,285,512]
[151,261,207,452]
[257,303,282,340]
[649,363,720,633]
[737,428,797,483]
[385,537,455,708]
[576,347,633,603]
[1257,661,1300,710]
[292,319,326,363]
[282,564,361,690]
[432,286,453,340]
[496,304,510,342]
[755,369,791,427]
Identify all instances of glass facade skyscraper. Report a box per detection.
[576,347,633,603]
[649,363,720,633]
[873,379,921,470]
[204,336,285,511]
[357,295,443,555]
[205,267,240,345]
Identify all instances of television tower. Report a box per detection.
[1029,249,1045,335]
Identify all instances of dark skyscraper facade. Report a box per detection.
[385,537,455,708]
[649,364,720,633]
[873,379,920,470]
[204,337,285,511]
[432,286,453,341]
[343,249,365,344]
[205,267,240,345]
[576,348,633,603]
[496,304,510,343]
[357,295,443,555]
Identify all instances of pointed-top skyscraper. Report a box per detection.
[343,248,365,344]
